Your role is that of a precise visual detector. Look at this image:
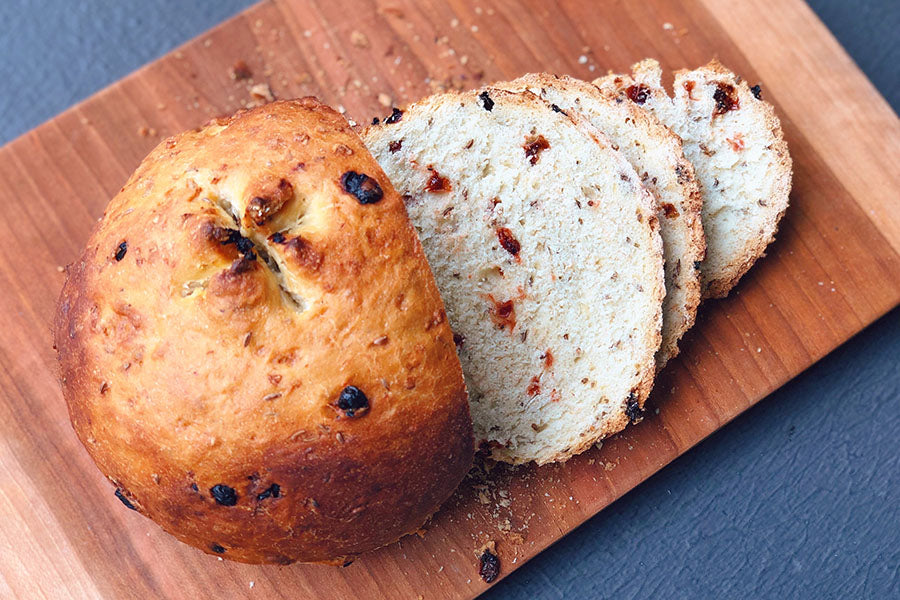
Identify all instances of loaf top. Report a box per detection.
[363,88,664,464]
[53,99,473,564]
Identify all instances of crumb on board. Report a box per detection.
[350,30,370,48]
[230,60,253,81]
[248,83,275,105]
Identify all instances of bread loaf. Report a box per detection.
[595,59,792,298]
[498,73,705,368]
[363,88,664,464]
[53,99,474,564]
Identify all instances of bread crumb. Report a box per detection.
[56,265,65,273]
[203,38,212,48]
[663,22,674,30]
[249,581,254,589]
[137,126,157,137]
[377,93,392,107]
[350,30,370,48]
[450,18,459,27]
[578,55,588,64]
[249,83,275,104]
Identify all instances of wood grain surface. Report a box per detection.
[1,0,898,598]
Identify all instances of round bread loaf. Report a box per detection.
[53,99,474,565]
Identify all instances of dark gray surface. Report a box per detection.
[1,1,897,598]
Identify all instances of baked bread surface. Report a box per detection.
[54,99,473,564]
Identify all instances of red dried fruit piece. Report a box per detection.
[626,83,651,105]
[496,227,520,256]
[661,203,680,218]
[486,295,516,331]
[523,134,550,165]
[425,167,451,193]
[541,349,554,369]
[712,82,740,116]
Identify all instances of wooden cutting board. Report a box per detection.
[1,0,898,597]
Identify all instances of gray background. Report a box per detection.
[2,1,897,598]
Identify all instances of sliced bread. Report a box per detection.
[362,88,664,464]
[595,59,792,298]
[497,73,704,368]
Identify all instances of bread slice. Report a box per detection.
[362,88,664,464]
[595,59,792,298]
[497,73,704,369]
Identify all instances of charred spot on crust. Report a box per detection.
[209,225,257,262]
[341,171,384,204]
[626,83,651,105]
[523,134,550,165]
[425,167,451,192]
[246,178,293,226]
[750,84,762,100]
[384,107,403,124]
[284,235,323,271]
[625,391,644,423]
[479,549,501,583]
[496,227,521,256]
[115,489,137,511]
[211,484,238,506]
[211,543,226,554]
[371,117,380,125]
[388,139,402,153]
[550,103,567,115]
[337,386,369,418]
[478,90,494,111]
[114,241,128,262]
[674,163,690,185]
[712,82,740,116]
[342,559,355,567]
[693,260,702,271]
[256,483,281,501]
[270,232,286,244]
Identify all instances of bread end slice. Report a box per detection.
[596,59,792,299]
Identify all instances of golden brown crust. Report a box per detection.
[54,99,474,564]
